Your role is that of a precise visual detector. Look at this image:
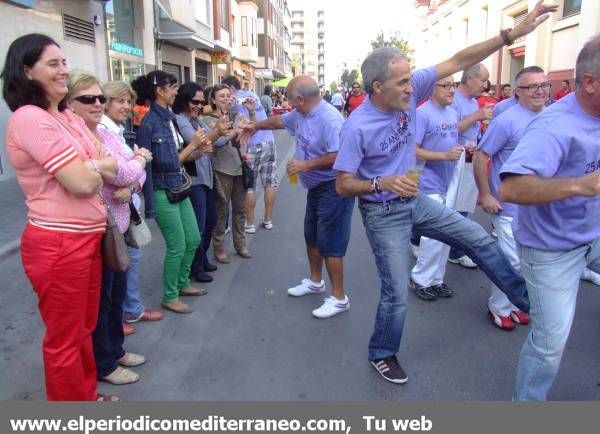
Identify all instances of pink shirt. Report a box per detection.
[97,128,145,233]
[6,106,106,233]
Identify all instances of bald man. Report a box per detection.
[241,76,355,319]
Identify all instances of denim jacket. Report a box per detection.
[137,102,183,218]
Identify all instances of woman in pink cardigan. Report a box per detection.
[67,70,152,386]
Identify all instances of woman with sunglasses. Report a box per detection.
[202,84,254,262]
[133,71,212,314]
[99,81,164,335]
[67,70,152,386]
[2,34,118,400]
[173,82,232,283]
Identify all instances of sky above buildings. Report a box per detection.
[289,0,418,85]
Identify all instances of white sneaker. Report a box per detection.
[581,268,600,286]
[244,224,256,234]
[410,243,419,259]
[312,295,350,319]
[448,255,477,268]
[262,220,274,230]
[287,279,325,297]
[225,226,231,235]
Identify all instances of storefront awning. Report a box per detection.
[255,69,275,80]
[234,69,246,77]
[157,31,214,50]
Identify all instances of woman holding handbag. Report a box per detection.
[173,82,232,283]
[67,71,152,385]
[202,85,254,262]
[99,81,164,335]
[2,34,118,400]
[133,71,212,314]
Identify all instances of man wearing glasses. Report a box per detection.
[499,35,600,400]
[409,77,464,301]
[473,66,550,331]
[344,82,367,116]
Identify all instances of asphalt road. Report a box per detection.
[1,130,599,401]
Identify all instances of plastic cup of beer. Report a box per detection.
[288,172,298,185]
[407,158,426,185]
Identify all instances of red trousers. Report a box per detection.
[21,224,102,401]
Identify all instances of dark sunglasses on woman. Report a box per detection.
[74,94,107,105]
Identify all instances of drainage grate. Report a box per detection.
[63,13,95,45]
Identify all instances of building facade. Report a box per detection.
[289,3,325,87]
[414,0,599,91]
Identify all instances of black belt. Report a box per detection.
[358,196,412,206]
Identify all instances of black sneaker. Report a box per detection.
[370,355,408,384]
[431,282,453,298]
[409,278,437,301]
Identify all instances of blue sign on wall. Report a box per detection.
[111,42,143,57]
[7,0,35,7]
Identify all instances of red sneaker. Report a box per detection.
[123,323,136,336]
[488,309,515,331]
[510,310,530,325]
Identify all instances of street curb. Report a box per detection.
[0,239,20,263]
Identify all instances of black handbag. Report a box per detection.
[235,146,255,190]
[165,169,193,203]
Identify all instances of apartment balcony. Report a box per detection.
[156,0,214,50]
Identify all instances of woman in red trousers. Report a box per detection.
[2,34,118,401]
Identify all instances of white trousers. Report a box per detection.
[489,215,519,316]
[411,194,450,287]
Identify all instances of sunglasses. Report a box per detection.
[74,94,107,105]
[190,99,205,105]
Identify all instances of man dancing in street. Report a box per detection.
[333,1,556,384]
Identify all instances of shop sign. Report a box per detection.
[111,42,143,57]
[211,51,231,64]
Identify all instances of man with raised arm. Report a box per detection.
[333,1,556,384]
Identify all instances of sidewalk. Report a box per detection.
[0,177,26,261]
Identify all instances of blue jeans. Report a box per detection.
[449,211,469,259]
[92,267,127,378]
[514,240,600,400]
[359,194,529,361]
[304,180,355,257]
[123,246,144,320]
[189,184,217,275]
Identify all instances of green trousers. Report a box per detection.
[154,190,201,302]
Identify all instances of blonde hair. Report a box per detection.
[66,69,101,101]
[103,80,136,102]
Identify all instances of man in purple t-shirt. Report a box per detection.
[409,76,463,300]
[499,35,600,401]
[474,66,549,331]
[240,76,355,319]
[446,63,494,268]
[333,2,557,385]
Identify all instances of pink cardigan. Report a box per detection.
[97,128,146,233]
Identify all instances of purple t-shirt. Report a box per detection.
[478,103,539,218]
[492,97,518,118]
[231,90,274,146]
[415,100,459,195]
[281,99,344,189]
[500,93,600,250]
[451,89,480,144]
[334,67,437,201]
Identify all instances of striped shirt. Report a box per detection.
[6,105,106,233]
